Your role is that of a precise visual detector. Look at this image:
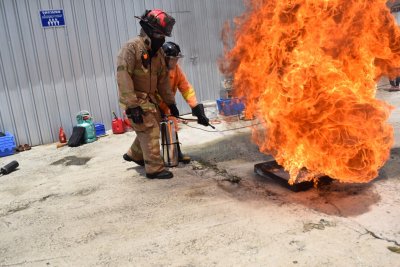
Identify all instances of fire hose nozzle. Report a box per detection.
[207,123,216,129]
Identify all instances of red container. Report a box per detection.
[112,118,125,134]
[59,127,67,143]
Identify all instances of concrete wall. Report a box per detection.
[0,0,244,145]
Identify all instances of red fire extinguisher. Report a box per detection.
[59,127,67,143]
[112,111,125,134]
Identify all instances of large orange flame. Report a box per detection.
[222,0,400,183]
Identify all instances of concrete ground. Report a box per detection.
[0,87,399,266]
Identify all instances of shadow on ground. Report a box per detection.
[51,156,92,166]
[185,133,400,217]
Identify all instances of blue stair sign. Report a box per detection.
[40,10,65,28]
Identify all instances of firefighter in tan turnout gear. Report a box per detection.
[116,9,179,179]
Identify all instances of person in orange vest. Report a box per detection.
[158,42,210,163]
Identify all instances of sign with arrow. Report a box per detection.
[40,9,65,28]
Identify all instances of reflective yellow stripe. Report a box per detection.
[117,65,135,75]
[133,69,148,76]
[117,65,127,72]
[132,144,142,154]
[182,87,196,101]
[140,102,157,112]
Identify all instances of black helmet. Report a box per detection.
[162,42,184,57]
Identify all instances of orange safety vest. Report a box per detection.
[158,64,198,115]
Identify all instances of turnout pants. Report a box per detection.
[128,109,164,174]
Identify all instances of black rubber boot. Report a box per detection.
[123,153,145,166]
[176,133,191,164]
[146,170,173,179]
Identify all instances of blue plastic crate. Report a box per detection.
[0,132,16,157]
[94,123,106,136]
[216,98,245,116]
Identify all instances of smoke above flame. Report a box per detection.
[222,0,400,183]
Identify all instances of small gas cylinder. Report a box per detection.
[76,111,96,143]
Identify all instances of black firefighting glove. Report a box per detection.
[192,104,210,127]
[168,104,180,117]
[126,106,144,124]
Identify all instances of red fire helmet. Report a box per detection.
[136,9,175,37]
